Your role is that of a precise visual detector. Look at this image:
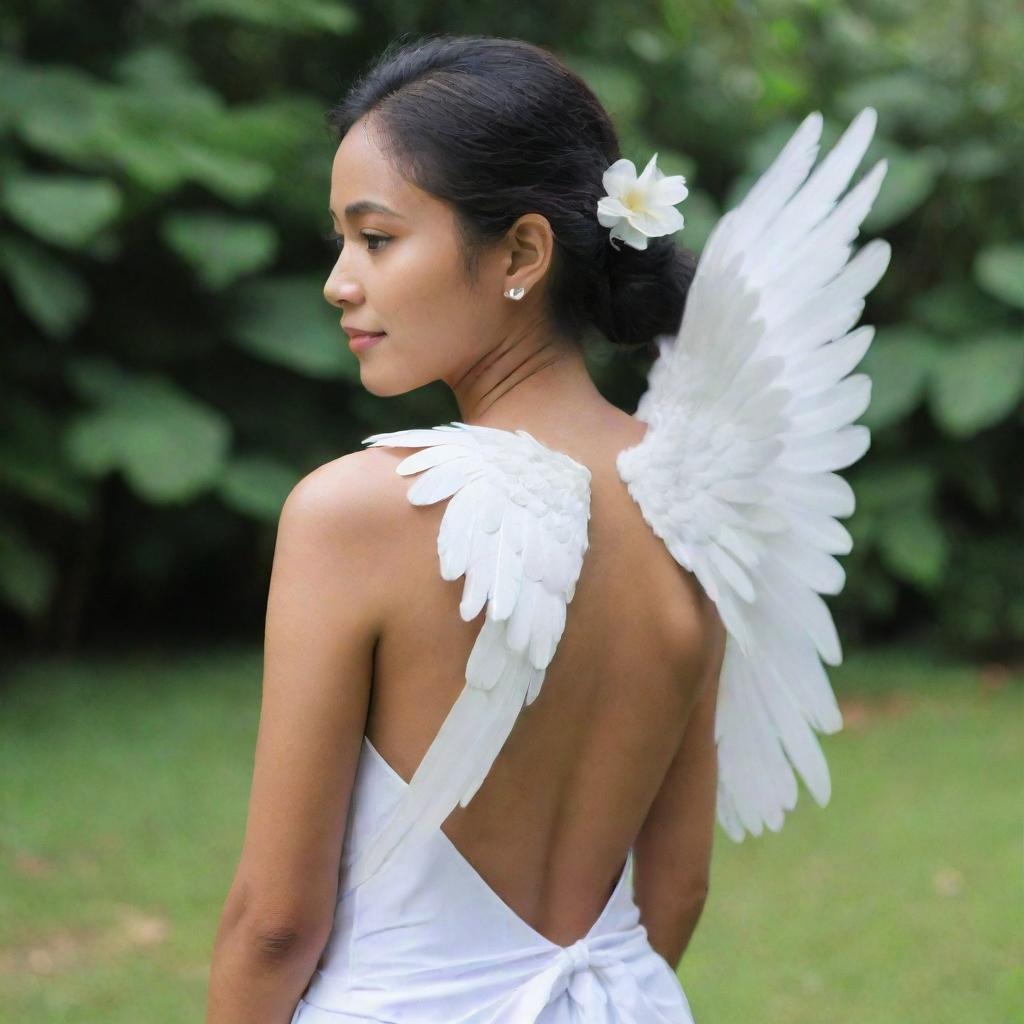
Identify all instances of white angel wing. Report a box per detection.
[342,421,592,891]
[616,107,892,841]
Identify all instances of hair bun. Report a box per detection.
[600,237,698,350]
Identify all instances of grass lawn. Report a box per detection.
[1,644,1020,1022]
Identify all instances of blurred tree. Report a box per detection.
[1,0,1021,659]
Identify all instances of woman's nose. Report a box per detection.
[323,260,363,309]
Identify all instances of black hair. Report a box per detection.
[325,33,697,350]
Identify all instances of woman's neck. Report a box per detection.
[448,330,613,437]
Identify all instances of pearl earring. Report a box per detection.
[504,286,526,300]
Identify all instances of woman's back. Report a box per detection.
[362,411,725,949]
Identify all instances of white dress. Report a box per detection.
[291,107,889,1022]
[289,737,694,1023]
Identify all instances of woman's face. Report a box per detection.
[324,118,520,397]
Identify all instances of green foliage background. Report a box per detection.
[2,0,1022,658]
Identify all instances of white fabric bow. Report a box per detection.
[483,928,686,1023]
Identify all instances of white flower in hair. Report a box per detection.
[596,152,688,251]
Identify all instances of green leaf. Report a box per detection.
[851,463,937,515]
[178,0,359,34]
[2,174,122,249]
[196,96,323,167]
[836,73,962,134]
[6,65,186,193]
[947,139,1010,181]
[625,28,672,64]
[909,282,1006,336]
[876,509,949,590]
[65,358,134,406]
[63,360,232,502]
[942,445,1002,516]
[113,45,200,89]
[0,56,22,133]
[0,521,57,618]
[229,275,360,379]
[564,58,646,124]
[764,68,810,108]
[0,396,92,518]
[855,562,900,618]
[973,244,1024,309]
[102,129,188,193]
[221,98,329,228]
[2,62,108,165]
[929,332,1024,436]
[0,235,91,338]
[861,145,943,232]
[858,327,937,430]
[218,455,300,522]
[170,140,275,203]
[161,212,278,289]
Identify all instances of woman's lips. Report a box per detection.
[347,331,386,353]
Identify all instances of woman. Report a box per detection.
[206,33,889,1024]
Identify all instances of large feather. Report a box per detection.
[617,107,892,840]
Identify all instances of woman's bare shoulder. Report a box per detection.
[285,445,411,529]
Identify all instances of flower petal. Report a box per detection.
[632,204,686,235]
[652,174,689,206]
[613,219,650,250]
[635,152,661,191]
[596,196,631,224]
[602,158,637,197]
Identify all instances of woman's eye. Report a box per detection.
[322,230,390,253]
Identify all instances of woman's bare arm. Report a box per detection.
[632,601,726,970]
[206,452,395,1024]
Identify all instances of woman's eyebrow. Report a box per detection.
[330,200,405,220]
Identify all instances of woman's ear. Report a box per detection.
[503,213,556,296]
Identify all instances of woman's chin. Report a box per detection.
[358,367,420,398]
